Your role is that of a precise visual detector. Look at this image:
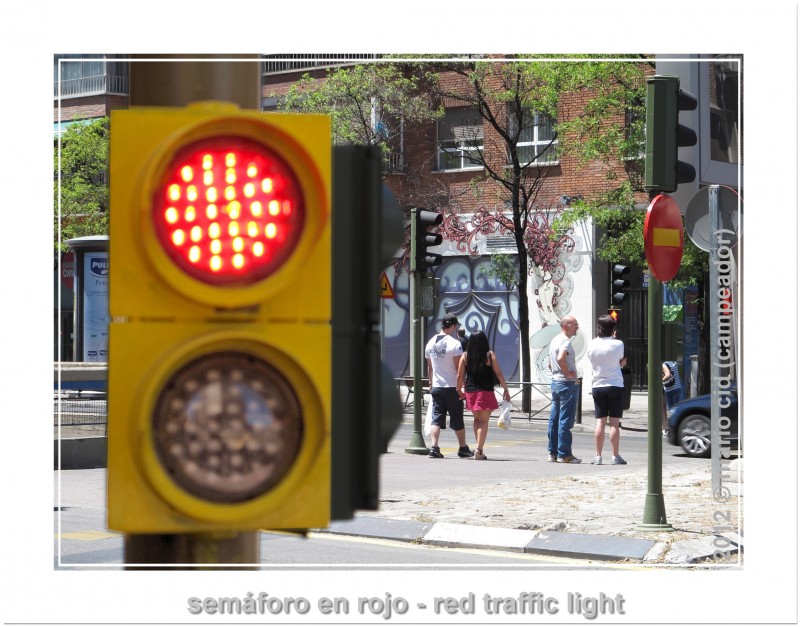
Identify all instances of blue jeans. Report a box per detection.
[664,387,682,410]
[548,380,580,458]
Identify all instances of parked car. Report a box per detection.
[667,384,739,458]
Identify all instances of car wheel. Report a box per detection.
[679,413,711,458]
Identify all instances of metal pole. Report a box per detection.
[129,54,261,109]
[639,272,673,530]
[122,55,261,567]
[125,532,260,570]
[709,185,721,492]
[406,209,428,454]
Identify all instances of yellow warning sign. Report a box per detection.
[380,272,395,299]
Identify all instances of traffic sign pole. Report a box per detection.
[709,186,721,493]
[639,272,673,531]
[639,194,682,531]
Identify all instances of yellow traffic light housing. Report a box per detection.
[107,103,331,534]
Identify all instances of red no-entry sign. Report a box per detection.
[644,194,684,282]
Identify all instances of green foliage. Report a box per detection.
[554,57,649,166]
[481,253,520,289]
[663,304,683,322]
[276,63,442,149]
[553,192,708,290]
[55,118,109,253]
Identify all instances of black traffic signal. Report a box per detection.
[645,75,698,193]
[331,145,403,520]
[611,263,630,306]
[412,208,443,272]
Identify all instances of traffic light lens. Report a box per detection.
[152,351,304,503]
[153,137,305,286]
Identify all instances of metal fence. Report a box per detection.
[54,391,107,436]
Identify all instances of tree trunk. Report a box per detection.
[514,219,532,414]
[518,268,532,413]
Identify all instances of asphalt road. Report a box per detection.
[380,421,690,492]
[54,420,697,569]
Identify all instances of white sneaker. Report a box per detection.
[611,455,627,465]
[557,456,582,464]
[591,456,602,465]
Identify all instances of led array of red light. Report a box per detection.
[153,137,304,285]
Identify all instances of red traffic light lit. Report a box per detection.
[152,136,305,286]
[608,308,620,322]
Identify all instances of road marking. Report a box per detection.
[57,531,121,541]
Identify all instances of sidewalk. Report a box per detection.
[317,390,744,565]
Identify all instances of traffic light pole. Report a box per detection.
[125,532,260,570]
[406,209,429,454]
[123,55,262,568]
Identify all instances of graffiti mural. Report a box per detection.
[382,204,588,384]
[381,255,518,380]
[433,256,520,381]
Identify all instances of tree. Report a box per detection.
[274,63,456,206]
[278,63,440,149]
[426,57,650,410]
[275,62,478,274]
[55,117,110,255]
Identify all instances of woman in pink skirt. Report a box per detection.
[457,331,511,460]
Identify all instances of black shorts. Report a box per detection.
[430,387,465,430]
[592,386,624,419]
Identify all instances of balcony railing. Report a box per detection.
[55,74,129,99]
[262,54,379,75]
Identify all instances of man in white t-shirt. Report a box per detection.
[424,313,472,459]
[548,315,582,463]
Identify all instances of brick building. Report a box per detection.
[54,55,742,394]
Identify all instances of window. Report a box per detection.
[54,54,128,98]
[437,106,483,171]
[510,109,558,165]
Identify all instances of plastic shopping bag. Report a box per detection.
[497,400,512,430]
[423,394,433,436]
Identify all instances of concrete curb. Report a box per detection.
[318,516,743,564]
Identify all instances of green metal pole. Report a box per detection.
[639,274,674,531]
[406,209,428,454]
